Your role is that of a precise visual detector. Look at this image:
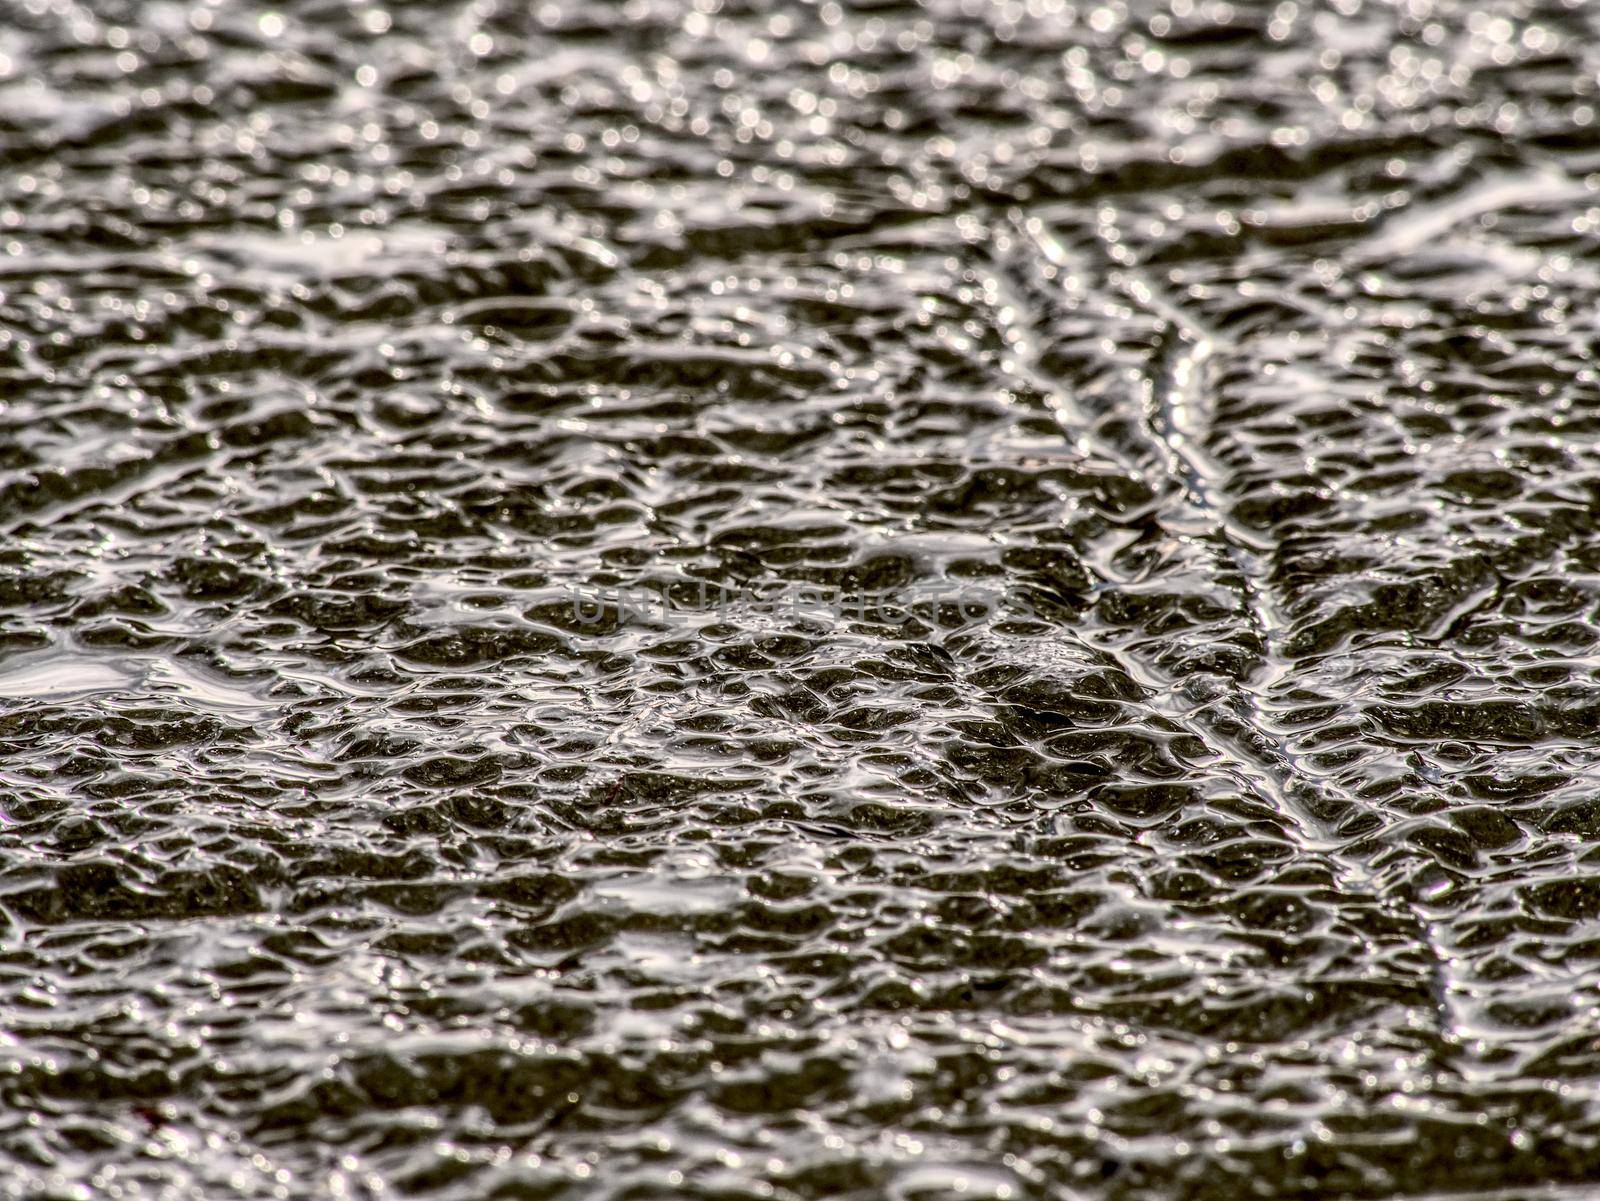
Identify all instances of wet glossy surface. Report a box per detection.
[4,0,1600,1197]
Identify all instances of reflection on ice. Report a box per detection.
[0,652,273,712]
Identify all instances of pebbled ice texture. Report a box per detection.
[2,1,1600,1198]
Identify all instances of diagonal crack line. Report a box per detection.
[1004,205,1465,1050]
[1006,208,1315,819]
